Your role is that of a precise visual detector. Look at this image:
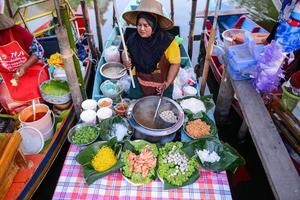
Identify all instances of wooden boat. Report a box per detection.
[1,1,94,199]
[92,0,190,101]
[201,1,268,117]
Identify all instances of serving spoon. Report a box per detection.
[153,85,166,120]
[32,100,36,121]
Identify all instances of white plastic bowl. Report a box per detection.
[97,97,113,109]
[81,99,98,111]
[80,110,97,124]
[97,107,113,121]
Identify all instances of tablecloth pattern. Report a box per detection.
[53,145,232,200]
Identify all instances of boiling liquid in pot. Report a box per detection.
[134,109,161,129]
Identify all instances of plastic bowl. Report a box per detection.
[67,123,99,147]
[100,62,127,80]
[100,80,124,99]
[222,29,247,46]
[114,102,128,116]
[97,97,113,109]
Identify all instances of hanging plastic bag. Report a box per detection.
[104,46,120,62]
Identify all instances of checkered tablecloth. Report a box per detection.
[53,144,232,200]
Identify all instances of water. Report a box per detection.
[85,0,278,64]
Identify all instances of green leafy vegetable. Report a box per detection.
[76,138,123,185]
[40,80,70,96]
[96,116,129,141]
[157,142,199,189]
[121,140,158,185]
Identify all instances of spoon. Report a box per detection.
[118,68,127,74]
[153,85,166,120]
[32,100,36,121]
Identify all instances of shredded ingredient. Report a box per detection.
[180,98,206,114]
[111,123,128,141]
[186,119,211,138]
[92,146,117,172]
[196,149,220,163]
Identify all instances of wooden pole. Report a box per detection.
[113,0,136,88]
[93,0,103,52]
[188,0,197,58]
[56,27,83,119]
[80,0,98,59]
[200,0,221,95]
[112,4,117,28]
[170,0,174,22]
[60,3,87,99]
[4,0,13,17]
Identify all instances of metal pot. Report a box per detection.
[127,96,184,144]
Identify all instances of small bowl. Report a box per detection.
[81,99,98,111]
[97,97,113,109]
[114,102,128,116]
[67,123,99,146]
[97,107,113,121]
[80,110,97,125]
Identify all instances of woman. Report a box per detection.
[0,14,49,114]
[121,0,180,99]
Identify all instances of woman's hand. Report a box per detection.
[13,66,26,79]
[156,82,169,95]
[121,51,132,69]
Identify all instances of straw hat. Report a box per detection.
[122,0,174,30]
[0,14,15,30]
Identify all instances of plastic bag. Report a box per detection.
[104,46,120,62]
[118,75,131,93]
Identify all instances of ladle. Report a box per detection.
[32,100,36,121]
[153,85,166,120]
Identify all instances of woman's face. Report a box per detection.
[137,18,153,38]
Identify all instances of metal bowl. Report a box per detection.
[127,96,184,143]
[67,123,99,147]
[99,62,127,80]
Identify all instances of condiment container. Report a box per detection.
[81,99,98,111]
[97,107,113,121]
[97,97,113,109]
[80,110,97,124]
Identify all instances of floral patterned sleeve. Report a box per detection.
[29,38,44,60]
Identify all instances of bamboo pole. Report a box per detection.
[56,27,83,119]
[112,5,117,28]
[170,0,174,22]
[60,3,87,99]
[4,0,13,17]
[93,0,103,52]
[188,0,197,58]
[200,0,221,95]
[113,0,136,88]
[80,0,98,59]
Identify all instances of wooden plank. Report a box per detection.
[196,9,249,18]
[230,79,300,200]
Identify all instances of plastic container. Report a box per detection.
[19,104,54,141]
[226,35,264,80]
[100,80,124,99]
[281,85,300,110]
[81,99,98,111]
[80,110,97,124]
[222,29,247,46]
[97,107,113,121]
[183,85,197,96]
[19,126,44,155]
[97,97,113,109]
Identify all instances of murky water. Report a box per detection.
[84,0,278,63]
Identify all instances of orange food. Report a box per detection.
[127,145,156,177]
[100,100,111,107]
[186,119,211,138]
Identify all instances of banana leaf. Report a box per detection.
[76,138,123,185]
[95,116,130,141]
[40,80,70,96]
[188,137,245,173]
[177,95,214,118]
[183,112,218,139]
[158,142,200,189]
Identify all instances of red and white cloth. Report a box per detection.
[53,145,232,200]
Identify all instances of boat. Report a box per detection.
[1,1,94,199]
[201,1,269,117]
[92,0,191,101]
